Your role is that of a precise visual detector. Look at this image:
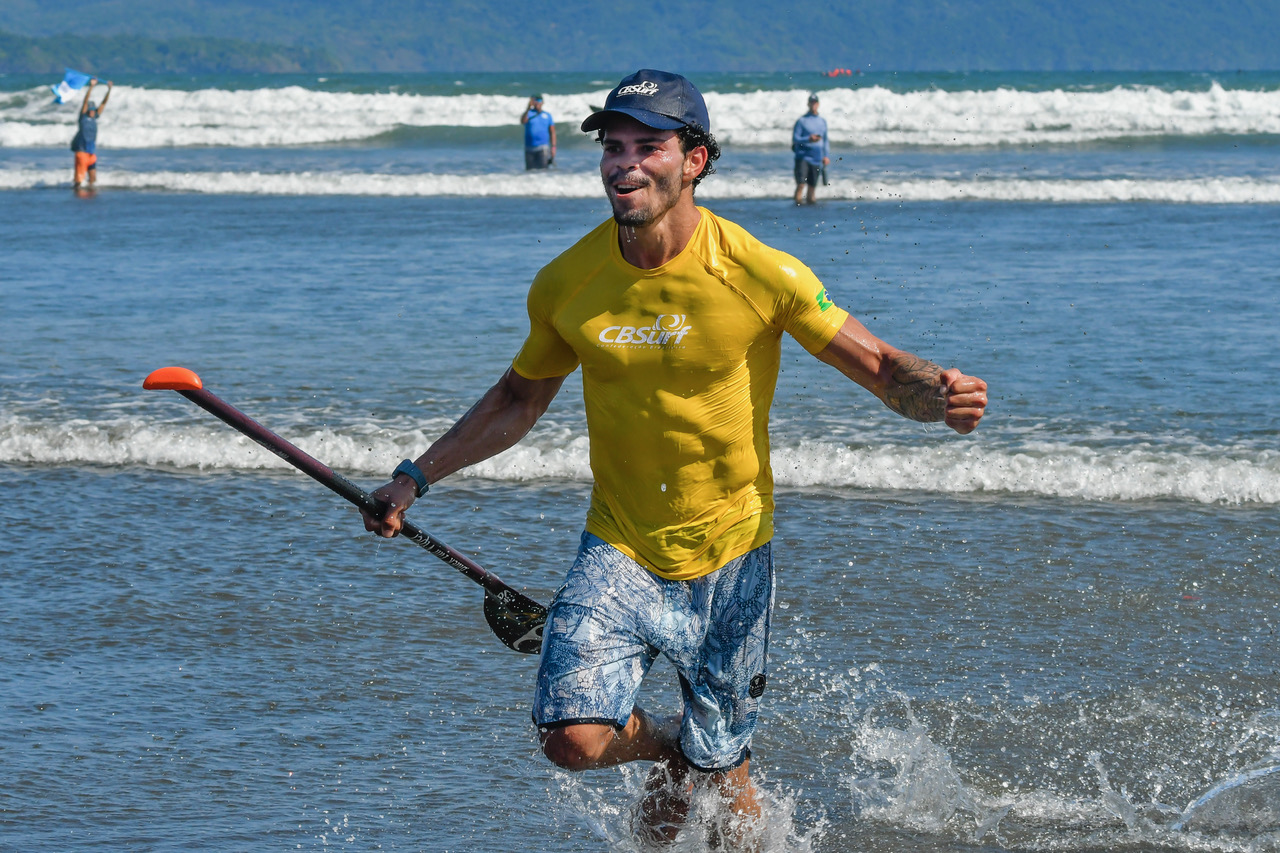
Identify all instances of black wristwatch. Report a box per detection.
[392,458,429,498]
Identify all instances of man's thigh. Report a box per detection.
[533,533,659,730]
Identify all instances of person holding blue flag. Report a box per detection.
[52,69,92,105]
[71,78,112,190]
[520,94,556,170]
[792,93,829,204]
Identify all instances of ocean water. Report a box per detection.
[1,71,1278,851]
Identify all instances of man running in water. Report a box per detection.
[363,69,987,846]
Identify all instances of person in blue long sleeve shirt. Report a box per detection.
[792,93,829,204]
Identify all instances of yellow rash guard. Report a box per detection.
[512,208,849,580]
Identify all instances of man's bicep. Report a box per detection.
[503,367,568,414]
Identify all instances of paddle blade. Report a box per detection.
[144,366,203,391]
[483,589,547,654]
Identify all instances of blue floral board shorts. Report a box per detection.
[533,532,774,772]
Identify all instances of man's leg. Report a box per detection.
[541,706,697,844]
[634,755,762,848]
[535,536,666,771]
[540,705,681,771]
[525,146,550,170]
[541,710,759,846]
[709,760,762,848]
[803,162,818,204]
[535,535,770,844]
[640,540,773,846]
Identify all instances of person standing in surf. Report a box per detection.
[363,69,987,845]
[521,94,556,169]
[792,93,829,204]
[71,78,112,190]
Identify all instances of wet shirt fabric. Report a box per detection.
[71,113,97,154]
[512,208,849,580]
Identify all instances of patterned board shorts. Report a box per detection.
[533,532,774,771]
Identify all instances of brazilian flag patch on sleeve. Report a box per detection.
[816,288,834,312]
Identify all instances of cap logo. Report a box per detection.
[618,81,660,97]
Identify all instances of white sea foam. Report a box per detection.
[4,166,1280,203]
[0,85,610,148]
[725,82,1280,147]
[4,417,1277,505]
[4,81,1279,149]
[771,440,1280,504]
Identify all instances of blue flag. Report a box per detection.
[52,69,93,105]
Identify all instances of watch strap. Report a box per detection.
[392,458,429,498]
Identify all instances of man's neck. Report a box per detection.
[618,198,702,269]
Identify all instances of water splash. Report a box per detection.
[545,763,824,852]
[840,689,1280,850]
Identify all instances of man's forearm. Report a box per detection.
[881,353,948,422]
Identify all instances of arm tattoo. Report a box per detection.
[883,354,947,422]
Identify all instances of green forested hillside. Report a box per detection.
[0,31,340,74]
[1,0,1276,73]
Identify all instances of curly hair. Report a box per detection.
[675,124,721,190]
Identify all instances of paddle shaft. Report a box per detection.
[175,386,525,601]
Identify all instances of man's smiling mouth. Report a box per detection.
[610,173,647,196]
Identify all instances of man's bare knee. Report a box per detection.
[539,723,616,772]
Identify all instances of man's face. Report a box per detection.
[598,116,689,227]
[533,99,544,112]
[809,99,820,114]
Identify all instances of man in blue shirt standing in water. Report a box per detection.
[71,78,112,190]
[521,94,557,169]
[792,93,829,204]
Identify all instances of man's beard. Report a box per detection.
[605,168,682,227]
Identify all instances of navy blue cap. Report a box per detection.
[581,69,710,133]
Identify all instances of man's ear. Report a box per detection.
[683,146,708,184]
